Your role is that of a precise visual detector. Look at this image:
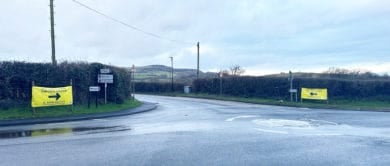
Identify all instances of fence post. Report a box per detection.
[70,79,74,112]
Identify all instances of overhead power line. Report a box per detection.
[72,0,193,45]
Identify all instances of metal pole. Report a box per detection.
[289,71,293,102]
[130,70,133,100]
[70,79,73,112]
[95,91,98,108]
[170,56,174,92]
[133,71,135,99]
[88,91,91,109]
[132,65,135,99]
[131,64,135,100]
[197,42,199,80]
[50,0,57,66]
[219,73,222,96]
[104,83,107,104]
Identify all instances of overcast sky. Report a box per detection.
[1,0,389,75]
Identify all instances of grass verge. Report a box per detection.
[0,99,142,120]
[152,93,390,111]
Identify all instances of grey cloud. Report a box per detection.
[1,0,389,74]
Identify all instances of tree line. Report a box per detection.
[193,76,390,101]
[135,75,390,101]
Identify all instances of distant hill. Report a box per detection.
[131,65,389,84]
[131,65,217,84]
[266,71,388,81]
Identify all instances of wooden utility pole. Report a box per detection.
[50,0,57,65]
[197,42,200,80]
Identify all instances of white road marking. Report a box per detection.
[45,122,81,126]
[225,115,258,122]
[313,133,342,136]
[252,119,311,128]
[307,119,338,125]
[93,119,110,122]
[255,128,288,134]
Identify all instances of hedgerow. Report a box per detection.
[0,61,131,107]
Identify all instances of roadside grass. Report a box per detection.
[153,93,390,111]
[0,99,142,120]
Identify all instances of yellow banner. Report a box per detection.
[301,88,328,100]
[32,86,73,107]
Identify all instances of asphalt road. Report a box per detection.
[1,95,390,165]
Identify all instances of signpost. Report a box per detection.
[289,89,297,93]
[88,86,100,108]
[289,89,298,102]
[288,71,296,102]
[89,86,100,92]
[98,74,114,83]
[219,72,223,96]
[131,65,136,100]
[98,69,113,104]
[100,68,111,74]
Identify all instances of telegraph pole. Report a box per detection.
[50,0,57,65]
[170,56,174,92]
[196,42,200,80]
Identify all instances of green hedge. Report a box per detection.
[193,76,390,101]
[0,61,131,108]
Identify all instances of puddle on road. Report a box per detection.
[0,126,131,139]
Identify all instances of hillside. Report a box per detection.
[132,65,216,84]
[267,72,388,81]
[132,65,389,84]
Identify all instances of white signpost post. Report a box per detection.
[98,69,113,104]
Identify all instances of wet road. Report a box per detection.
[1,95,390,165]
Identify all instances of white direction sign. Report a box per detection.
[98,74,113,83]
[100,68,111,74]
[89,86,101,92]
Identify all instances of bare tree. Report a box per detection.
[229,65,245,76]
[324,67,349,74]
[218,70,230,77]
